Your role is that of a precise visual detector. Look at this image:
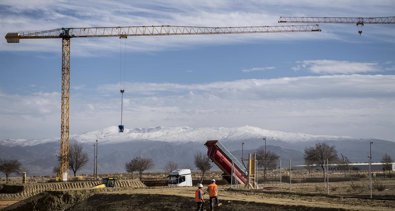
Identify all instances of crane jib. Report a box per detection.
[5,25,321,43]
[278,16,395,24]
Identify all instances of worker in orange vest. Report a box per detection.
[195,183,205,211]
[207,179,220,210]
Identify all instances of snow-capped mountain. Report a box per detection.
[1,126,394,176]
[0,125,355,147]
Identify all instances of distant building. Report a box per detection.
[346,162,395,171]
[296,162,395,171]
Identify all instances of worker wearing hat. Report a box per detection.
[207,179,220,210]
[195,183,205,211]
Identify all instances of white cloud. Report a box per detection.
[99,75,395,99]
[241,66,275,73]
[2,1,393,54]
[80,75,395,141]
[293,60,380,74]
[1,75,394,140]
[0,91,59,116]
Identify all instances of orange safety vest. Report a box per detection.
[195,189,204,202]
[207,183,218,197]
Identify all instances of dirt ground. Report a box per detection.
[2,185,395,211]
[112,187,395,211]
[0,201,18,210]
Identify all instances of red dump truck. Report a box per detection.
[205,140,248,185]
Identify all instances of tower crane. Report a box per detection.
[5,24,321,181]
[278,16,395,35]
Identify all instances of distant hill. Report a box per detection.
[0,126,394,176]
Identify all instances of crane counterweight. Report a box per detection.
[5,33,20,43]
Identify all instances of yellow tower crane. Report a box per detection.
[278,16,395,35]
[5,24,321,181]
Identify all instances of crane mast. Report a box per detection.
[278,16,395,34]
[60,37,70,181]
[5,24,321,181]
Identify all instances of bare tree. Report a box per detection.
[381,153,393,176]
[338,153,351,177]
[0,159,22,183]
[125,158,138,179]
[304,143,338,177]
[164,161,179,173]
[125,157,154,180]
[69,141,89,177]
[194,152,212,182]
[256,147,279,181]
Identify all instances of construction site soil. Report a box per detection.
[2,186,395,211]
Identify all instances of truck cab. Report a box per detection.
[168,169,192,187]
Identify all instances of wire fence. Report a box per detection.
[226,160,395,198]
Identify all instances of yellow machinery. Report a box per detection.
[93,178,116,189]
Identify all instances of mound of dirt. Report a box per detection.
[5,190,347,211]
[69,193,346,211]
[3,190,92,211]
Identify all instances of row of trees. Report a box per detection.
[0,142,89,182]
[124,152,213,181]
[124,150,280,182]
[249,142,394,178]
[2,141,393,182]
[253,142,393,177]
[304,143,394,176]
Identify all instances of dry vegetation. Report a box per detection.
[1,170,394,210]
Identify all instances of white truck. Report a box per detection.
[168,169,193,187]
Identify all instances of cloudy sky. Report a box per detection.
[0,0,394,141]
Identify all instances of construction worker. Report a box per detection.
[195,183,205,211]
[207,179,220,210]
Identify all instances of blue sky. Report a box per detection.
[0,0,394,140]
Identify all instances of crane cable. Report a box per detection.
[118,34,127,132]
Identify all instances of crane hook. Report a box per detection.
[118,89,125,133]
[356,21,364,35]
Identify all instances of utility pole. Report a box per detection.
[369,141,373,199]
[279,159,282,184]
[263,137,267,182]
[289,159,292,191]
[93,142,96,177]
[326,159,329,195]
[241,142,245,168]
[95,139,98,179]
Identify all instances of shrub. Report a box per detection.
[373,181,386,191]
[315,185,324,192]
[349,182,364,193]
[281,175,290,183]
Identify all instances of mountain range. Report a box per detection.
[0,126,394,176]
